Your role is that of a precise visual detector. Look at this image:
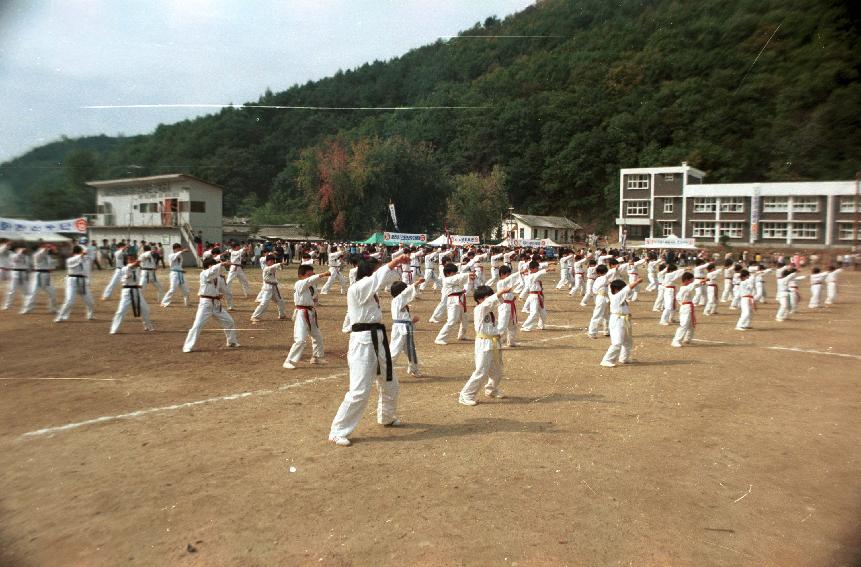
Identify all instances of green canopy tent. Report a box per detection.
[357,232,426,246]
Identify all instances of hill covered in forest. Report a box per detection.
[1,0,859,238]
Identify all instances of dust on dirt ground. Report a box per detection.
[0,266,859,566]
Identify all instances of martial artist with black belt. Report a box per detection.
[110,254,154,334]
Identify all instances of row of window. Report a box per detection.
[134,201,207,213]
[691,222,745,238]
[692,197,745,213]
[645,221,859,240]
[626,173,675,189]
[625,196,861,216]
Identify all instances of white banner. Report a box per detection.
[644,236,696,248]
[0,217,88,235]
[505,238,544,248]
[449,235,480,245]
[388,203,399,231]
[384,231,426,242]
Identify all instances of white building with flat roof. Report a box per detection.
[86,174,223,265]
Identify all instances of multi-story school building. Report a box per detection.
[85,174,223,266]
[616,163,860,247]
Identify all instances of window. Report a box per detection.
[692,222,715,238]
[839,197,860,213]
[519,228,524,238]
[661,222,674,236]
[190,201,206,213]
[791,223,818,239]
[625,201,649,216]
[664,174,674,181]
[627,174,649,190]
[762,197,788,212]
[720,197,744,213]
[543,229,549,238]
[177,201,189,212]
[792,197,819,213]
[138,202,158,213]
[554,229,559,241]
[838,223,857,240]
[761,222,788,239]
[693,198,716,213]
[719,222,744,239]
[663,199,673,214]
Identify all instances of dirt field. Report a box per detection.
[0,265,859,566]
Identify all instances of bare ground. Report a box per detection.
[0,267,859,566]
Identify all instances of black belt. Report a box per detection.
[68,274,87,294]
[393,319,418,364]
[350,323,393,381]
[124,285,142,316]
[267,282,281,299]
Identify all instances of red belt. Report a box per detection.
[503,299,517,324]
[742,294,756,311]
[682,300,696,327]
[529,290,544,309]
[296,305,316,327]
[665,285,676,310]
[448,291,466,311]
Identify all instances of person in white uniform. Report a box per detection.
[109,254,155,334]
[433,263,473,345]
[182,256,239,352]
[735,270,755,330]
[283,264,330,368]
[55,245,95,322]
[600,276,642,367]
[419,248,440,291]
[328,254,411,446]
[250,254,289,322]
[160,243,190,307]
[225,243,251,298]
[671,272,702,347]
[101,243,127,300]
[21,243,57,314]
[458,284,512,405]
[825,265,842,305]
[3,247,30,311]
[389,278,424,377]
[138,245,164,302]
[496,265,524,347]
[807,267,826,309]
[320,245,347,295]
[520,260,550,332]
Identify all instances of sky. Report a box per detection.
[0,0,535,164]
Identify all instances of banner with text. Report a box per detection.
[449,235,480,245]
[643,236,696,248]
[0,217,88,235]
[384,232,426,243]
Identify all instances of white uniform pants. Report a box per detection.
[435,302,466,342]
[808,285,823,309]
[629,274,640,302]
[110,288,153,333]
[730,285,741,309]
[460,345,502,401]
[569,273,584,296]
[826,282,837,304]
[21,273,57,314]
[652,285,664,311]
[736,296,754,329]
[660,287,677,324]
[520,294,546,331]
[672,304,695,345]
[161,270,190,306]
[775,291,790,321]
[390,322,419,374]
[497,302,518,346]
[56,277,94,320]
[140,269,164,301]
[704,284,718,315]
[788,288,799,314]
[579,279,594,306]
[555,268,571,289]
[320,267,347,294]
[329,330,399,437]
[3,271,28,310]
[430,292,447,321]
[419,268,438,291]
[251,284,287,319]
[183,299,237,352]
[601,315,632,364]
[285,309,324,362]
[486,267,500,288]
[720,279,733,302]
[645,273,657,292]
[226,266,250,296]
[587,296,609,336]
[102,268,123,299]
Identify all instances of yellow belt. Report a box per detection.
[476,333,503,365]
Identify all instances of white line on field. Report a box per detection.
[767,346,861,360]
[201,328,273,331]
[692,339,730,345]
[19,372,347,440]
[0,377,122,382]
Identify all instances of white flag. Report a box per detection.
[388,202,399,231]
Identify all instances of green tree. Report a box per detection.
[446,166,509,240]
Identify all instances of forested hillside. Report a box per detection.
[2,0,859,239]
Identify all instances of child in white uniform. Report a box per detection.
[21,244,57,314]
[458,284,511,405]
[600,276,642,367]
[182,256,239,352]
[671,272,702,347]
[735,270,755,330]
[520,260,550,332]
[160,244,190,307]
[55,246,95,322]
[250,254,289,322]
[825,266,841,305]
[434,263,472,345]
[808,268,826,309]
[109,255,155,334]
[283,264,330,368]
[389,279,424,377]
[496,265,523,347]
